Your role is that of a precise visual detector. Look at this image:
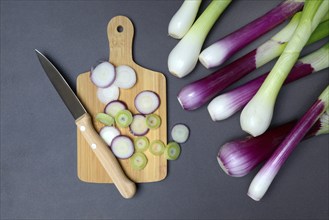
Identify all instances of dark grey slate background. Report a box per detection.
[1,0,328,219]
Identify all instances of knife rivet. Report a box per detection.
[91,143,97,149]
[80,126,86,131]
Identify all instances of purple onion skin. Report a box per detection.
[218,121,296,177]
[258,99,326,177]
[225,61,314,114]
[218,114,323,177]
[212,0,304,64]
[178,50,257,110]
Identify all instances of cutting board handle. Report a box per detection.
[108,16,134,65]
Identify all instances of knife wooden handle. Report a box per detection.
[75,113,136,199]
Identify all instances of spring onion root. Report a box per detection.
[240,0,328,137]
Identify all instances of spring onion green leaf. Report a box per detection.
[168,0,231,78]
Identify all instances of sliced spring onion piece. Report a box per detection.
[168,0,231,78]
[134,136,149,152]
[149,140,166,156]
[113,65,137,89]
[130,152,148,170]
[115,110,133,128]
[240,0,328,137]
[208,42,329,121]
[99,126,120,146]
[171,124,190,144]
[130,114,149,136]
[168,0,202,39]
[97,85,119,104]
[90,61,116,88]
[217,112,329,178]
[199,0,304,69]
[248,85,329,201]
[177,12,329,111]
[165,142,181,160]
[111,135,134,159]
[95,113,115,126]
[146,114,161,129]
[104,100,127,117]
[135,91,160,114]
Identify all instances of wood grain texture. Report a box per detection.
[77,16,167,183]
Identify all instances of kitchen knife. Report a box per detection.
[35,49,136,199]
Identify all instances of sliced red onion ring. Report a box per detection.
[97,85,119,104]
[99,126,120,146]
[134,90,160,114]
[104,100,127,117]
[114,65,137,89]
[111,135,134,159]
[90,61,116,88]
[130,114,149,136]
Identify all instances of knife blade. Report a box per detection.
[35,49,136,199]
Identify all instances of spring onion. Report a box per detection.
[177,13,329,111]
[168,0,231,78]
[240,0,328,137]
[199,0,304,69]
[248,85,329,201]
[218,110,329,177]
[208,42,329,121]
[168,0,202,39]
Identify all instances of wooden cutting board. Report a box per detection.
[76,16,167,183]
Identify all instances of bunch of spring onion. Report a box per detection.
[240,0,329,137]
[177,11,329,111]
[199,0,305,69]
[248,86,329,201]
[168,0,232,78]
[208,42,329,121]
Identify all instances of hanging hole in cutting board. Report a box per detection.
[117,25,124,33]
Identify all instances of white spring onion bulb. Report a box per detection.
[240,0,328,137]
[168,0,232,78]
[168,0,202,39]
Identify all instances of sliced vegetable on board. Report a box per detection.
[115,109,133,128]
[114,65,137,89]
[168,0,232,78]
[111,135,135,159]
[165,142,181,160]
[99,126,121,146]
[130,152,148,170]
[149,140,166,156]
[248,85,329,201]
[208,42,329,121]
[96,113,115,126]
[134,136,150,152]
[104,100,127,117]
[97,85,120,104]
[90,61,116,88]
[135,90,160,114]
[240,0,328,137]
[130,114,149,136]
[177,11,329,111]
[146,114,162,129]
